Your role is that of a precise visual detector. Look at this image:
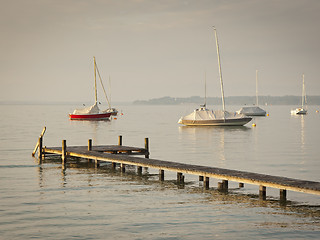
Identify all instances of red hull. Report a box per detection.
[69,112,111,120]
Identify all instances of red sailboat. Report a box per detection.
[69,57,112,120]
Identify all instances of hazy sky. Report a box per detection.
[1,0,319,103]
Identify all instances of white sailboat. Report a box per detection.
[178,27,252,126]
[291,74,307,115]
[69,57,112,120]
[237,70,266,116]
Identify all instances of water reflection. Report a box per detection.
[178,126,250,166]
[68,119,112,144]
[37,159,320,226]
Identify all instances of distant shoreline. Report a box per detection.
[133,95,320,106]
[1,95,320,106]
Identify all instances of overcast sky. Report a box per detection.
[1,0,319,103]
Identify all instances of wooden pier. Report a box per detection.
[34,132,320,202]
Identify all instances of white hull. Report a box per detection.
[291,108,307,115]
[237,106,266,116]
[178,118,252,126]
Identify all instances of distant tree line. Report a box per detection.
[133,95,320,105]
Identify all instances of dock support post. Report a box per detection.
[280,189,287,202]
[112,162,116,170]
[159,169,164,181]
[199,176,204,181]
[38,136,43,161]
[218,180,228,191]
[144,138,149,158]
[259,185,266,200]
[88,139,92,151]
[118,135,122,146]
[177,172,184,184]
[204,177,209,190]
[239,183,244,188]
[137,166,142,175]
[62,140,66,164]
[95,159,100,168]
[88,139,92,162]
[121,163,125,173]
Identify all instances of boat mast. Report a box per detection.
[256,70,259,106]
[213,27,226,112]
[204,71,207,107]
[302,74,305,108]
[94,56,98,104]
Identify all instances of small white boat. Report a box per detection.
[178,27,252,126]
[237,70,266,116]
[237,106,266,116]
[291,74,307,115]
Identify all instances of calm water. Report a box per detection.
[0,103,320,239]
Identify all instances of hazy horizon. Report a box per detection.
[1,0,319,103]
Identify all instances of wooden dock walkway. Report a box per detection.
[34,134,320,202]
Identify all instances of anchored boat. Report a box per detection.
[237,70,266,116]
[178,27,252,126]
[69,57,112,120]
[291,74,307,115]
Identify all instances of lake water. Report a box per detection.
[0,103,320,239]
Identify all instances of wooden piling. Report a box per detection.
[199,176,204,181]
[118,135,122,146]
[280,189,287,202]
[144,138,149,158]
[259,185,266,200]
[121,163,125,173]
[137,166,142,175]
[112,162,116,170]
[177,172,184,184]
[239,183,244,188]
[88,139,92,151]
[32,126,46,157]
[95,160,100,168]
[204,177,209,190]
[38,136,43,161]
[159,169,164,181]
[62,140,66,164]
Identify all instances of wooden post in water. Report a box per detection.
[199,176,204,181]
[112,162,116,170]
[137,166,142,175]
[218,180,228,191]
[118,135,122,146]
[38,136,43,161]
[144,138,149,158]
[32,126,46,157]
[95,159,100,168]
[239,183,244,188]
[259,185,266,200]
[121,163,125,173]
[88,139,92,163]
[177,172,184,184]
[204,177,209,190]
[159,169,164,181]
[62,140,66,164]
[280,189,287,202]
[88,139,92,151]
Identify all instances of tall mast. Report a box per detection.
[302,74,305,108]
[94,56,98,104]
[256,70,259,106]
[213,27,226,112]
[204,71,207,107]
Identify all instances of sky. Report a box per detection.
[1,0,319,103]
